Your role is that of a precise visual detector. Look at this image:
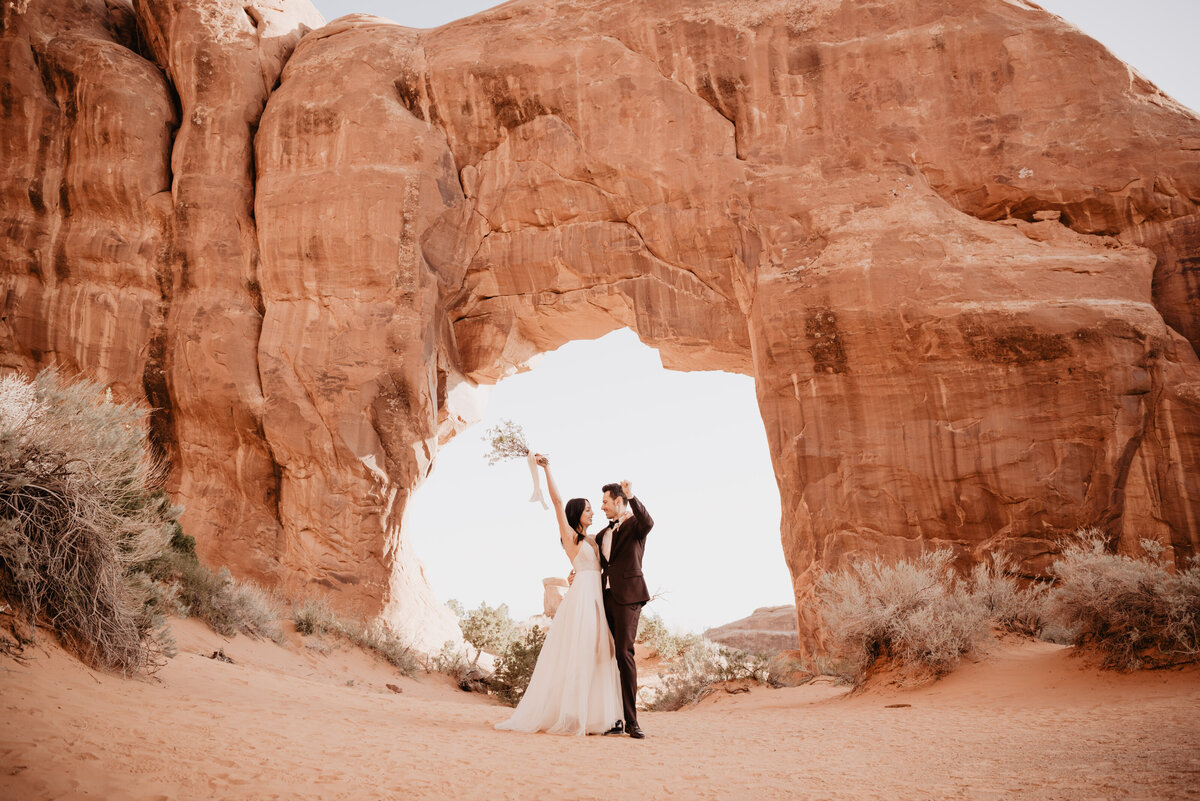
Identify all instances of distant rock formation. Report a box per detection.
[3,0,1198,650]
[705,606,799,654]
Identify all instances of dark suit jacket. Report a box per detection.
[597,495,653,606]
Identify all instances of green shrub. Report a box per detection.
[817,549,991,681]
[1044,530,1200,670]
[491,626,546,706]
[0,370,178,674]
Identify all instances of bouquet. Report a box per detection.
[483,420,547,509]
[483,419,530,465]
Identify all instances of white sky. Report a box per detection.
[308,0,1199,632]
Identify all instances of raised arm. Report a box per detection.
[622,479,653,539]
[536,454,581,561]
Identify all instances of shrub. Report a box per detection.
[817,549,991,681]
[969,553,1048,636]
[293,597,340,636]
[0,370,179,674]
[646,641,770,711]
[203,571,282,641]
[430,639,472,676]
[355,622,421,674]
[763,651,854,687]
[634,614,777,711]
[491,626,546,706]
[429,639,489,692]
[126,571,178,660]
[140,530,283,643]
[290,597,419,675]
[1044,530,1200,670]
[636,611,703,660]
[458,601,518,664]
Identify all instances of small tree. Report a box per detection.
[459,601,518,665]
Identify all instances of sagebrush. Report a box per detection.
[428,639,490,692]
[1045,530,1200,670]
[634,613,789,711]
[139,529,284,643]
[817,549,994,680]
[764,651,854,687]
[429,640,473,678]
[969,553,1048,637]
[291,597,419,675]
[646,640,771,711]
[0,370,178,674]
[636,611,703,660]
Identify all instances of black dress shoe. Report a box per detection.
[602,723,624,736]
[627,725,645,739]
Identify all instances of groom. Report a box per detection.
[596,479,652,739]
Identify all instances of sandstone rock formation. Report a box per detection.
[3,0,1199,651]
[704,605,799,654]
[543,577,569,618]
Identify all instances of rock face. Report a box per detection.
[705,606,799,654]
[3,0,1199,651]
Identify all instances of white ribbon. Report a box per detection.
[526,452,548,509]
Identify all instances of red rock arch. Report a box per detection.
[4,0,1199,649]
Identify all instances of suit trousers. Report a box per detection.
[603,591,643,729]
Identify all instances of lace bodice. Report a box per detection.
[572,536,601,573]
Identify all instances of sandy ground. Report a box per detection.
[2,619,1199,801]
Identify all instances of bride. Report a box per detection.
[494,454,623,736]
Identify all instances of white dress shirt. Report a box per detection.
[602,507,632,566]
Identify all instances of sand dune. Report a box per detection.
[2,620,1198,801]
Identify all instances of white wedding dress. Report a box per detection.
[495,536,623,735]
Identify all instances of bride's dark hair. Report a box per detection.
[564,498,588,544]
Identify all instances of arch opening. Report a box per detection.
[406,328,791,636]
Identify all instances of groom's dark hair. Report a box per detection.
[601,483,626,502]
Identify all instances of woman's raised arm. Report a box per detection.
[535,454,579,560]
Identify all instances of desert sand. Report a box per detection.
[2,620,1198,801]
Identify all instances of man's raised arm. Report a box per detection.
[621,480,653,537]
